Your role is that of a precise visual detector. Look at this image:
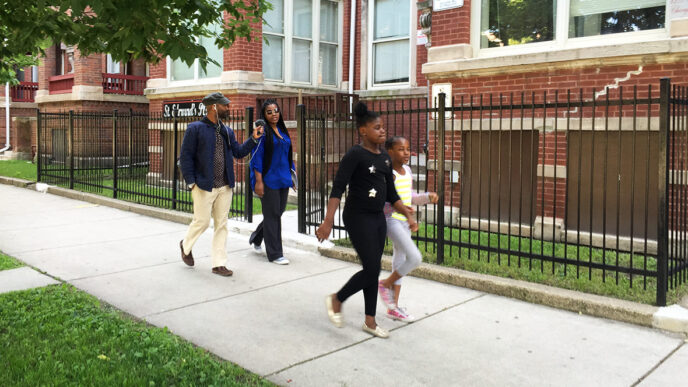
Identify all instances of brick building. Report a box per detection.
[144,0,432,187]
[420,0,688,245]
[0,44,148,160]
[146,0,429,111]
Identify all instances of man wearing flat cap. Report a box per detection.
[179,92,262,276]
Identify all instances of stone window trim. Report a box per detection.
[470,0,675,59]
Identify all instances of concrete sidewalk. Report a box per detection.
[1,183,687,386]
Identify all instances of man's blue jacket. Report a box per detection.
[180,117,256,191]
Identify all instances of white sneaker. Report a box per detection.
[272,257,290,265]
[253,244,262,251]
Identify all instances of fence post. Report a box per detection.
[112,110,118,199]
[657,78,671,306]
[245,106,254,222]
[68,110,74,190]
[36,109,41,182]
[436,93,446,264]
[128,108,133,178]
[297,104,306,233]
[172,118,179,210]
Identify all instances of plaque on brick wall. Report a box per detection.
[163,101,207,118]
[672,0,688,19]
[433,0,463,12]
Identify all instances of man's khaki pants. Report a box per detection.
[182,185,233,268]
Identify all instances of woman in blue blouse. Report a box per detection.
[249,99,295,265]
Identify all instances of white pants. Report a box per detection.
[182,185,233,268]
[387,217,422,285]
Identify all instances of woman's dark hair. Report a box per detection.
[258,99,293,176]
[353,101,379,128]
[384,136,406,150]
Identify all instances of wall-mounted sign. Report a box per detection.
[417,30,428,45]
[433,0,463,12]
[163,100,207,118]
[671,0,688,19]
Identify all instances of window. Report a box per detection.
[169,23,223,82]
[262,0,340,86]
[481,0,555,48]
[568,0,665,38]
[479,0,666,50]
[370,0,411,86]
[263,0,285,80]
[106,54,121,74]
[320,0,338,85]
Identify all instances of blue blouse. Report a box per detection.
[250,127,294,190]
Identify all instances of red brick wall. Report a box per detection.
[39,100,148,113]
[39,48,57,91]
[430,3,471,46]
[424,61,688,231]
[0,107,36,154]
[438,63,688,105]
[73,48,103,87]
[149,60,166,79]
[224,12,262,72]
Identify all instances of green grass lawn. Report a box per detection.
[0,284,273,386]
[39,167,296,216]
[335,224,688,306]
[0,252,23,271]
[0,160,36,181]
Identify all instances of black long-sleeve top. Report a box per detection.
[330,144,401,214]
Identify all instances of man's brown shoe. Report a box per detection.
[212,266,233,276]
[180,240,194,266]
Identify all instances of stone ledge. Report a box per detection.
[35,92,149,104]
[422,37,688,79]
[0,176,33,188]
[355,87,429,100]
[144,80,344,100]
[319,244,670,331]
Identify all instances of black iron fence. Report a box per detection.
[33,80,688,305]
[37,108,256,221]
[297,79,688,306]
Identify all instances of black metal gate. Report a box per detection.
[36,108,255,221]
[295,82,688,306]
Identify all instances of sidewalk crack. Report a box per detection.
[631,340,685,386]
[141,265,354,318]
[263,293,486,378]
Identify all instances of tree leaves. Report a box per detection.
[0,0,271,83]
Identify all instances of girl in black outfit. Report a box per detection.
[316,102,417,338]
[249,99,295,265]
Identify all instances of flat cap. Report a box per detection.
[202,92,230,106]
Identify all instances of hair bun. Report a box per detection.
[353,101,368,118]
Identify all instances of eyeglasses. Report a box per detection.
[266,108,280,115]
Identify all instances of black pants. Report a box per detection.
[336,210,387,317]
[250,186,289,261]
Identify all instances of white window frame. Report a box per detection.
[471,0,669,58]
[106,54,121,74]
[166,34,223,85]
[263,0,343,88]
[367,0,416,89]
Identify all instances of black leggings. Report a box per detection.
[336,210,387,317]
